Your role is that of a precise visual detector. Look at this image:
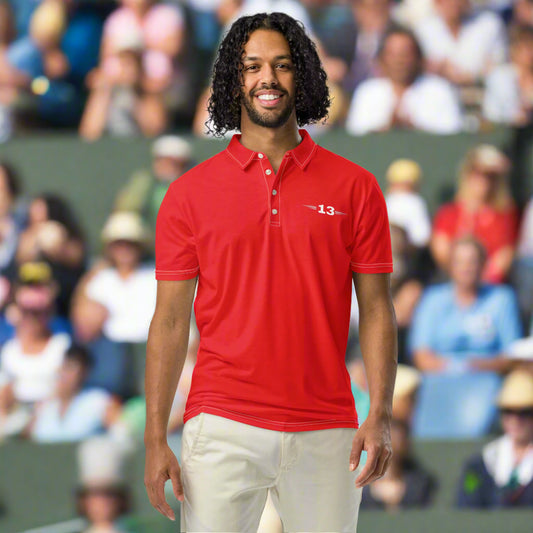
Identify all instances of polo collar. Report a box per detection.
[225,129,316,170]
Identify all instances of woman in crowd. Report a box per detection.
[457,369,533,507]
[431,144,519,283]
[16,193,86,317]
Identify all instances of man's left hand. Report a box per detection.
[349,415,392,488]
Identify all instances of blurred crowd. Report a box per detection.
[1,0,533,141]
[1,0,533,531]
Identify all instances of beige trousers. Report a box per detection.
[180,413,362,532]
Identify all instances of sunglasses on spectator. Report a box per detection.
[500,408,533,418]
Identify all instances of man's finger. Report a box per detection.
[156,503,176,522]
[170,465,185,503]
[364,448,391,485]
[355,444,380,487]
[349,435,364,471]
[147,475,176,521]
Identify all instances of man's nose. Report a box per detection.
[260,64,278,86]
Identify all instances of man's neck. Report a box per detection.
[239,121,301,173]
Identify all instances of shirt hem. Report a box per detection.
[183,405,359,432]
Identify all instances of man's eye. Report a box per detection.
[245,65,258,71]
[277,64,291,70]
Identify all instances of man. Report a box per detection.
[345,27,463,135]
[145,12,397,532]
[113,135,192,233]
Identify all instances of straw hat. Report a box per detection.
[497,370,533,409]
[386,159,422,185]
[469,144,509,174]
[101,212,151,247]
[78,437,126,489]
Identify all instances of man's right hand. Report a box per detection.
[144,442,184,521]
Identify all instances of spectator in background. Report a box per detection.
[483,25,533,127]
[361,365,436,510]
[76,437,131,533]
[410,236,522,375]
[457,369,533,507]
[16,193,86,317]
[385,158,431,249]
[71,212,155,395]
[114,135,192,232]
[415,0,507,88]
[431,144,518,283]
[79,31,167,140]
[343,0,395,92]
[29,344,121,443]
[0,261,71,438]
[100,0,189,122]
[345,28,463,135]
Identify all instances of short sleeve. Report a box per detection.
[155,184,199,280]
[85,271,109,306]
[496,288,522,351]
[350,177,393,273]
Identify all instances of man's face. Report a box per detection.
[380,34,420,85]
[240,29,297,130]
[449,242,484,289]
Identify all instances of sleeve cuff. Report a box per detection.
[155,266,199,280]
[350,261,393,273]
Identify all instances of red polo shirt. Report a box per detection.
[156,130,392,432]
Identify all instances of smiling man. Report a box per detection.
[144,12,397,533]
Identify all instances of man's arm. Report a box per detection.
[350,272,397,488]
[144,277,197,521]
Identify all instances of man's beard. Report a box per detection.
[241,89,295,128]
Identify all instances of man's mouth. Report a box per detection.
[255,91,284,107]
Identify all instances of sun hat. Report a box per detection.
[497,370,533,409]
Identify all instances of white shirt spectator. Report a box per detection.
[0,333,70,403]
[482,64,523,124]
[346,74,463,135]
[415,11,507,78]
[31,388,111,443]
[386,191,432,247]
[85,265,156,343]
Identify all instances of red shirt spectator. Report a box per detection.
[431,144,518,283]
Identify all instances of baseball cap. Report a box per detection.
[152,136,192,161]
[17,261,53,285]
[386,159,422,185]
[497,370,533,409]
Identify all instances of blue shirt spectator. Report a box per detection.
[409,283,522,362]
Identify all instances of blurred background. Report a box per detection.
[0,0,533,532]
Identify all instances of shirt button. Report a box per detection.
[258,153,264,159]
[272,209,278,215]
[265,169,272,175]
[272,189,277,195]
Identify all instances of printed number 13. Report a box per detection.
[318,205,335,216]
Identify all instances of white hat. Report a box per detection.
[497,370,533,409]
[101,212,151,246]
[152,135,192,160]
[78,437,126,488]
[471,144,509,174]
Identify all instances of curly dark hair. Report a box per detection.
[207,12,330,137]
